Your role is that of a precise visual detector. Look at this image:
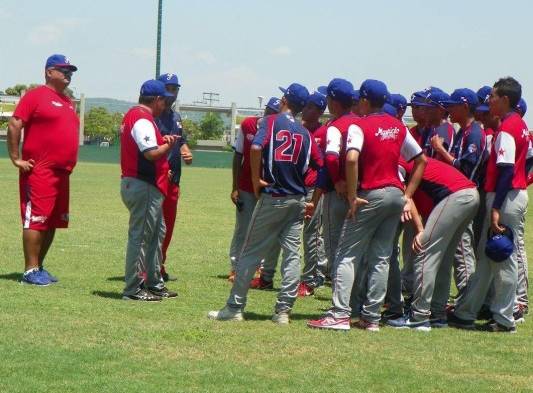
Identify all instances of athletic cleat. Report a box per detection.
[207,306,243,321]
[447,312,475,330]
[148,287,177,299]
[39,267,58,283]
[21,269,51,286]
[514,305,526,324]
[227,270,236,283]
[250,276,273,290]
[297,281,315,297]
[307,315,350,331]
[272,311,290,325]
[429,318,448,328]
[482,320,517,334]
[353,319,380,332]
[381,310,404,321]
[122,289,162,301]
[386,316,431,331]
[161,272,178,282]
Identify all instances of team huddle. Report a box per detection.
[209,77,531,333]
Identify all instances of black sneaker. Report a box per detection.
[381,310,404,321]
[162,272,178,282]
[481,320,517,334]
[447,312,475,330]
[148,287,178,299]
[122,289,162,301]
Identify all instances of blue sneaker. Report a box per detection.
[40,267,58,283]
[386,315,431,331]
[21,269,51,286]
[430,317,448,328]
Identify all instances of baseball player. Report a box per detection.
[308,79,426,331]
[298,91,328,296]
[449,77,529,333]
[387,157,479,330]
[228,97,281,287]
[155,73,193,282]
[208,83,324,324]
[390,93,408,120]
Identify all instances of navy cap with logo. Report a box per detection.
[140,80,175,97]
[423,87,450,107]
[476,86,492,112]
[485,226,514,262]
[407,91,430,107]
[352,89,360,102]
[45,54,77,71]
[359,79,391,104]
[390,93,407,110]
[307,91,327,111]
[442,88,479,107]
[279,83,309,108]
[516,98,527,116]
[383,103,398,117]
[157,73,181,87]
[265,97,281,113]
[317,78,354,105]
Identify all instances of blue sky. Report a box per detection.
[1,0,531,123]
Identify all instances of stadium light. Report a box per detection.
[155,0,163,78]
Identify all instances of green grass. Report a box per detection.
[0,157,532,393]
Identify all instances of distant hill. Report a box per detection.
[85,97,135,113]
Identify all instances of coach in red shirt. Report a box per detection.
[120,80,179,301]
[7,54,79,286]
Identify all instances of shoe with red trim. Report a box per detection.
[297,281,315,297]
[307,315,350,331]
[353,318,380,332]
[250,276,273,290]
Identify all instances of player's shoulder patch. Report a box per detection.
[468,143,477,153]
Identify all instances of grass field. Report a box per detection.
[0,152,532,393]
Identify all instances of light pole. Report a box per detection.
[258,96,264,109]
[155,0,163,78]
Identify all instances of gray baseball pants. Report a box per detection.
[400,225,417,297]
[455,190,528,328]
[452,222,477,305]
[328,187,404,321]
[301,188,327,286]
[120,177,165,296]
[322,191,349,278]
[411,188,479,322]
[226,194,305,313]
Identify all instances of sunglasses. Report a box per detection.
[53,67,73,76]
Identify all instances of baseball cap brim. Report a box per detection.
[317,86,328,95]
[476,104,490,112]
[441,100,464,106]
[278,86,288,95]
[51,63,78,71]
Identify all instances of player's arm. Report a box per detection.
[345,124,368,218]
[325,125,345,197]
[430,134,455,165]
[132,118,178,161]
[250,116,271,198]
[491,131,516,233]
[180,143,193,165]
[400,131,427,222]
[456,129,484,178]
[7,116,34,172]
[410,201,425,253]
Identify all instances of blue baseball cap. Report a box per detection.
[390,94,407,110]
[158,73,181,87]
[265,97,281,112]
[476,86,492,112]
[408,91,430,107]
[516,98,527,116]
[140,79,175,97]
[442,88,479,107]
[279,83,309,108]
[359,79,390,104]
[352,89,360,102]
[383,103,398,117]
[317,78,354,105]
[485,226,514,262]
[307,91,327,111]
[45,54,77,71]
[423,87,450,107]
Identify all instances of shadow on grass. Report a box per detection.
[92,290,123,300]
[244,311,318,321]
[215,274,230,280]
[107,276,125,282]
[0,272,21,282]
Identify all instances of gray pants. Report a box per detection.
[120,177,165,296]
[301,189,327,285]
[516,231,529,313]
[385,225,406,315]
[400,225,417,297]
[227,194,305,313]
[452,222,476,305]
[411,188,479,322]
[329,187,404,321]
[455,190,528,328]
[229,190,280,276]
[322,191,349,278]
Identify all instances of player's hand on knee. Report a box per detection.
[401,197,414,223]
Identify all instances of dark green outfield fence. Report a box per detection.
[0,142,232,169]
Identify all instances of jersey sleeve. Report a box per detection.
[346,124,364,152]
[234,127,245,154]
[325,126,342,155]
[309,136,324,169]
[13,90,37,123]
[131,118,159,152]
[400,130,423,161]
[494,131,516,165]
[252,115,273,148]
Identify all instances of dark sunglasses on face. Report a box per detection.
[53,68,73,76]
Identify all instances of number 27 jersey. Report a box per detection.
[253,112,323,196]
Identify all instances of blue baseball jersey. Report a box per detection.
[253,112,323,196]
[450,121,486,184]
[422,122,454,158]
[155,109,187,185]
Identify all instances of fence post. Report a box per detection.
[230,102,237,145]
[79,93,86,146]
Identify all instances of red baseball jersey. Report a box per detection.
[399,157,476,219]
[120,106,169,196]
[13,85,80,172]
[234,116,260,193]
[347,113,422,191]
[484,112,529,192]
[304,122,322,187]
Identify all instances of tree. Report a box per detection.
[181,118,200,148]
[199,112,224,140]
[5,84,39,96]
[84,107,122,143]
